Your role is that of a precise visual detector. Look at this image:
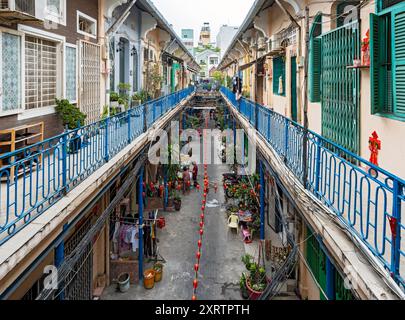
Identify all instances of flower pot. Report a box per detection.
[245,277,266,300]
[117,273,130,293]
[143,269,156,289]
[153,263,164,282]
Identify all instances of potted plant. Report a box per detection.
[55,99,87,154]
[173,192,182,211]
[132,92,142,106]
[240,272,249,299]
[110,92,119,108]
[245,261,268,300]
[118,98,126,112]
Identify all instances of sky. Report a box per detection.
[151,0,256,46]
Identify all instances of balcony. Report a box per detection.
[0,0,40,24]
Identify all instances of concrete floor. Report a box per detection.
[102,162,260,300]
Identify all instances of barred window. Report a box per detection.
[25,36,58,109]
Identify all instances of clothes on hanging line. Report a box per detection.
[112,222,140,254]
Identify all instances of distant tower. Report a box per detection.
[181,29,194,53]
[199,22,211,46]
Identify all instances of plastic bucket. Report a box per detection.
[154,263,164,282]
[143,269,156,289]
[117,273,130,293]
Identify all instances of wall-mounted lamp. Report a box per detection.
[131,46,137,56]
[116,41,124,53]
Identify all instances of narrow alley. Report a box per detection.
[102,163,248,300]
[0,0,404,306]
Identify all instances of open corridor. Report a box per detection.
[102,163,252,300]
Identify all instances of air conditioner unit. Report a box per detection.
[268,35,281,52]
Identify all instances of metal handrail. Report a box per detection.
[0,87,195,245]
[220,86,405,291]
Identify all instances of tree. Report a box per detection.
[212,71,224,85]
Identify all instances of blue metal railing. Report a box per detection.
[0,87,195,245]
[221,86,405,291]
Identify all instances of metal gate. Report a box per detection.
[64,216,93,300]
[321,21,360,154]
[79,40,101,124]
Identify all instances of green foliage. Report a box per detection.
[240,272,247,290]
[132,92,142,101]
[212,71,224,84]
[55,99,86,130]
[110,92,119,102]
[241,254,267,292]
[118,82,131,93]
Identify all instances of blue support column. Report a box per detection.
[55,224,68,300]
[138,167,144,281]
[163,165,168,210]
[233,119,237,163]
[326,256,336,300]
[260,161,265,240]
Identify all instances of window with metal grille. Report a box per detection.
[272,56,285,96]
[25,36,58,110]
[371,3,405,119]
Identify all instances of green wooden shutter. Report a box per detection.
[309,14,322,102]
[309,38,321,102]
[273,57,285,96]
[370,13,382,114]
[392,6,405,116]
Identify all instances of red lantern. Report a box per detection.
[200,213,205,220]
[198,239,202,248]
[202,199,206,205]
[194,264,199,272]
[200,221,204,228]
[196,184,201,190]
[201,205,205,211]
[196,251,201,260]
[203,193,207,198]
[193,279,198,289]
[177,185,182,191]
[192,295,197,301]
[199,229,204,236]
